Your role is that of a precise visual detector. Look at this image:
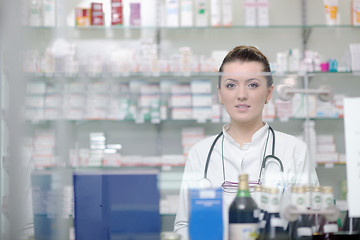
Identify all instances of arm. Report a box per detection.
[174,146,203,240]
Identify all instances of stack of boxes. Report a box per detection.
[191,80,213,122]
[32,132,55,168]
[88,132,106,166]
[181,127,206,158]
[137,82,161,123]
[169,79,215,122]
[170,83,192,120]
[316,135,339,164]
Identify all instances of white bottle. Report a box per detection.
[166,0,179,27]
[43,0,56,27]
[288,48,300,73]
[141,0,157,27]
[351,0,360,26]
[180,0,193,27]
[210,0,221,27]
[257,0,269,26]
[244,0,257,26]
[195,0,208,27]
[29,0,42,27]
[222,0,233,27]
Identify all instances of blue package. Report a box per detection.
[188,188,223,240]
[73,169,161,240]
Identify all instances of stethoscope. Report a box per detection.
[199,126,285,192]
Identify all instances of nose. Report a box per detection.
[237,85,248,101]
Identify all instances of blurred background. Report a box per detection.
[0,0,359,239]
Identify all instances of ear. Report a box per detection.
[217,85,223,105]
[266,85,274,102]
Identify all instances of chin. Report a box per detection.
[230,115,261,124]
[230,117,253,124]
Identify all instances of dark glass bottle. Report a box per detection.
[229,174,259,240]
[259,187,289,240]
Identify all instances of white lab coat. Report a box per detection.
[174,123,319,240]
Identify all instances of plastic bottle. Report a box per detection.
[260,187,289,240]
[289,186,312,240]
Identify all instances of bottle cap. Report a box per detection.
[267,187,279,194]
[254,185,262,192]
[290,186,297,192]
[238,174,248,182]
[321,186,333,193]
[238,174,249,190]
[311,186,321,192]
[291,185,305,193]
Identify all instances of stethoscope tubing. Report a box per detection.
[203,126,283,181]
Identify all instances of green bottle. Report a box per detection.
[229,174,259,240]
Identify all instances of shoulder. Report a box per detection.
[189,133,221,153]
[273,130,306,148]
[186,133,222,161]
[184,133,222,171]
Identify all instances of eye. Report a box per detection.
[225,82,236,88]
[248,82,259,88]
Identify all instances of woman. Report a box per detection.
[174,46,319,240]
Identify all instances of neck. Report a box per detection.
[227,121,265,146]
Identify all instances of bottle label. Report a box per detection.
[253,208,260,218]
[297,227,312,237]
[323,223,339,233]
[229,223,258,240]
[270,217,285,228]
[259,212,264,221]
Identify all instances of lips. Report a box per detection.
[235,104,250,109]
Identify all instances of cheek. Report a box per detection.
[221,91,236,103]
[252,91,268,104]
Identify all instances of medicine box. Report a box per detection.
[189,188,223,240]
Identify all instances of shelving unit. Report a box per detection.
[1,0,360,238]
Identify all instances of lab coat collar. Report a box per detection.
[222,122,269,149]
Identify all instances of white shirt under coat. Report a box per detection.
[174,122,319,240]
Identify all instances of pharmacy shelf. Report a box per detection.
[33,165,185,171]
[24,117,345,126]
[32,162,347,173]
[24,71,359,80]
[317,162,346,166]
[25,118,343,127]
[32,162,348,172]
[23,24,360,30]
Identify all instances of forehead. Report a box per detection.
[221,61,266,80]
[222,60,264,73]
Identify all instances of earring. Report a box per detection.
[265,99,268,104]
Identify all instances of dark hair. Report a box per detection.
[218,45,273,88]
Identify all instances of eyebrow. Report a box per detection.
[224,77,260,82]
